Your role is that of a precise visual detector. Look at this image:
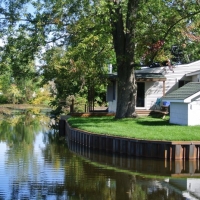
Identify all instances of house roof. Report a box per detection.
[163,82,200,103]
[186,70,200,77]
[108,72,166,82]
[135,73,166,81]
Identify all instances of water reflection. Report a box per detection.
[0,113,199,199]
[67,141,200,199]
[68,141,200,177]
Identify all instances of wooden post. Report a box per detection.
[189,144,197,160]
[163,81,166,96]
[175,145,182,160]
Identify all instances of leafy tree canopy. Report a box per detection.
[0,0,199,117]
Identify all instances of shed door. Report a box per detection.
[136,82,145,107]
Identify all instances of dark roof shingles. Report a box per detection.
[163,82,200,100]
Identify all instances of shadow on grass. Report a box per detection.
[68,116,116,128]
[136,117,177,126]
[68,116,180,129]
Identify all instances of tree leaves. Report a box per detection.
[0,0,199,113]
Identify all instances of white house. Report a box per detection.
[107,60,200,113]
[162,82,200,125]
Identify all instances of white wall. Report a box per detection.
[145,81,162,109]
[170,103,188,125]
[188,100,200,125]
[108,81,117,113]
[191,75,198,82]
[108,100,117,113]
[170,101,200,126]
[145,79,180,110]
[190,73,200,82]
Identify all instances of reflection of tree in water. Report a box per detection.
[0,111,49,145]
[0,113,50,199]
[0,113,188,199]
[41,135,154,200]
[42,134,117,199]
[115,174,136,200]
[38,133,187,200]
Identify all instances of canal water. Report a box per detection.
[0,112,199,200]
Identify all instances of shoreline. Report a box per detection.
[59,118,200,160]
[0,104,51,114]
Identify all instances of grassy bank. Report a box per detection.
[67,116,200,141]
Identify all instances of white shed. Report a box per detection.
[163,82,200,126]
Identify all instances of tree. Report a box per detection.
[0,30,43,103]
[107,0,200,118]
[38,0,200,118]
[0,0,200,118]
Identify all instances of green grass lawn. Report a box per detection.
[67,116,200,141]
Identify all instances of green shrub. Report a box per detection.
[0,95,8,104]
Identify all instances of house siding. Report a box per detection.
[170,103,188,125]
[188,99,200,125]
[145,81,162,109]
[108,100,117,113]
[192,75,198,82]
[107,80,117,113]
[167,101,200,126]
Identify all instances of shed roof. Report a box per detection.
[108,72,166,82]
[163,82,200,103]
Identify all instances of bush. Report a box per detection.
[0,95,8,104]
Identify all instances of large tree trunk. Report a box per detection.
[110,0,139,118]
[115,66,137,118]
